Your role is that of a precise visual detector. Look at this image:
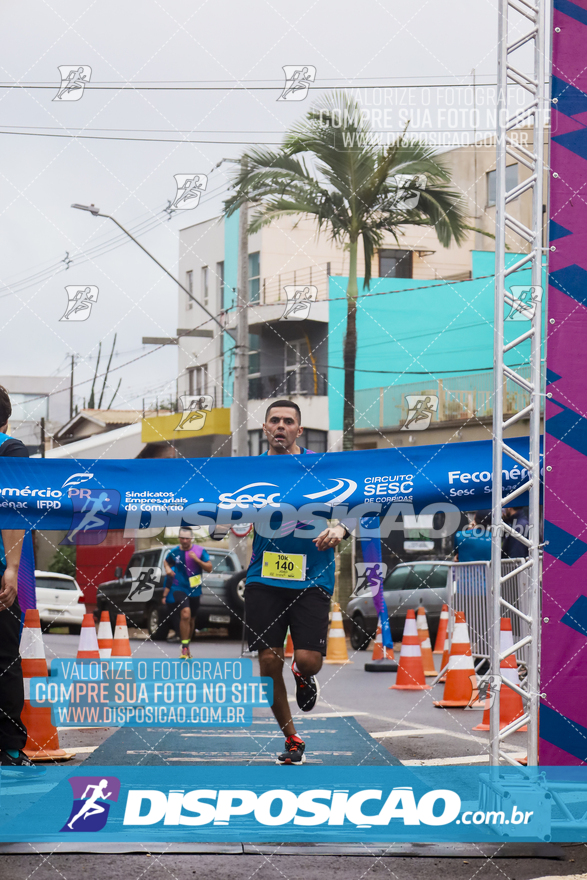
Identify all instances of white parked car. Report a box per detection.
[35,570,86,634]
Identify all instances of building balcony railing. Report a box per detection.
[248,370,328,400]
[355,366,543,430]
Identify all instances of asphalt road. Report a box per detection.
[42,630,528,767]
[3,631,581,880]
[2,849,587,880]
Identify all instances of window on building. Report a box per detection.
[248,428,269,456]
[9,393,49,421]
[248,333,261,398]
[298,429,328,453]
[378,249,413,279]
[249,252,260,303]
[487,164,518,207]
[216,261,225,311]
[186,270,193,310]
[201,266,209,308]
[284,339,312,394]
[188,365,208,397]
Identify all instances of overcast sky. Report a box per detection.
[0,0,520,416]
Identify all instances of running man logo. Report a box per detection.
[401,395,439,431]
[277,66,316,101]
[53,66,92,101]
[61,489,121,546]
[171,174,208,210]
[60,286,99,322]
[61,776,120,832]
[280,285,317,321]
[505,285,542,321]
[125,566,162,603]
[175,395,214,431]
[355,562,388,598]
[390,174,427,211]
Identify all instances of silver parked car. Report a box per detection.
[347,561,451,650]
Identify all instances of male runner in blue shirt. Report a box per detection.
[163,527,212,658]
[245,400,350,765]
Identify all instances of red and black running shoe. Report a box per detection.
[292,662,319,712]
[276,735,306,765]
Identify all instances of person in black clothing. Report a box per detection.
[0,385,31,766]
[502,507,530,559]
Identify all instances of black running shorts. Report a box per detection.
[245,583,331,655]
[173,592,201,617]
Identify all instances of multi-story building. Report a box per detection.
[173,129,547,453]
[0,375,70,454]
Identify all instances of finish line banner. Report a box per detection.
[0,437,540,536]
[0,766,585,843]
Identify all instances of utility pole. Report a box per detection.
[69,354,74,419]
[232,157,249,458]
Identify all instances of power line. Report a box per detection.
[0,184,230,299]
[1,81,504,91]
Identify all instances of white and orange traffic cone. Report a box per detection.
[416,605,437,676]
[111,613,132,657]
[391,610,430,690]
[77,613,100,659]
[97,611,113,658]
[284,629,294,659]
[434,604,449,654]
[434,612,476,707]
[20,609,69,761]
[473,618,527,732]
[364,619,397,672]
[324,603,352,664]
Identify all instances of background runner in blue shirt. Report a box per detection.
[163,526,212,658]
[0,385,31,767]
[454,511,492,562]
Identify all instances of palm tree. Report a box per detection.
[225,92,470,451]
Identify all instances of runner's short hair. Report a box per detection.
[0,386,11,427]
[178,526,193,536]
[265,399,302,424]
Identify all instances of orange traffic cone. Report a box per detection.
[434,604,449,654]
[324,603,352,664]
[284,629,294,658]
[111,613,132,657]
[416,605,437,676]
[391,610,430,690]
[371,622,395,662]
[365,620,397,672]
[434,612,476,707]
[439,633,451,682]
[97,611,113,658]
[473,618,527,732]
[20,609,68,760]
[77,613,100,659]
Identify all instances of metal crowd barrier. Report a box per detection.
[445,559,531,670]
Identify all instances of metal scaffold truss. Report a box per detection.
[491,0,547,766]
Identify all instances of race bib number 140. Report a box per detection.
[262,551,307,581]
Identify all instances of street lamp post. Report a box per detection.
[71,203,223,331]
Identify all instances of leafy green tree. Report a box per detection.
[48,545,76,578]
[225,92,469,451]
